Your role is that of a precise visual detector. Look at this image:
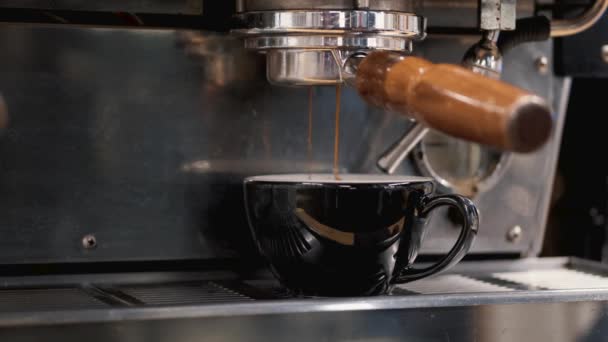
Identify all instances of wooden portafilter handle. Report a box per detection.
[355,52,553,153]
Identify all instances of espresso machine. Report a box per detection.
[1,0,608,340]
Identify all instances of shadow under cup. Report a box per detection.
[244,174,479,297]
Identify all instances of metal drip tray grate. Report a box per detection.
[397,274,515,294]
[396,268,608,294]
[0,258,608,313]
[117,282,253,305]
[0,288,107,313]
[490,269,608,290]
[3,258,608,341]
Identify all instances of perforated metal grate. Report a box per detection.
[398,274,514,294]
[0,288,108,312]
[2,259,608,314]
[492,269,608,290]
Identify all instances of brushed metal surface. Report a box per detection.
[0,0,203,14]
[238,0,535,29]
[0,25,377,264]
[412,37,567,258]
[1,301,608,342]
[0,288,107,312]
[0,26,565,263]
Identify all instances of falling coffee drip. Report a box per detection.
[308,86,314,179]
[304,84,341,180]
[333,84,342,181]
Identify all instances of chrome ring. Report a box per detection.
[237,0,414,13]
[232,9,425,86]
[234,10,426,39]
[244,35,413,51]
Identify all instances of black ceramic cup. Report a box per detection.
[244,174,479,297]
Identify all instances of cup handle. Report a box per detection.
[393,194,479,283]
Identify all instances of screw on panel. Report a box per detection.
[535,56,549,74]
[507,225,522,242]
[590,207,606,227]
[82,234,97,249]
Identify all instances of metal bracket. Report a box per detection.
[480,0,516,31]
[354,0,370,8]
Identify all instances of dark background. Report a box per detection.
[543,77,608,260]
[542,5,608,260]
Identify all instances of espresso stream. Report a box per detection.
[333,84,342,180]
[306,84,342,180]
[308,86,314,178]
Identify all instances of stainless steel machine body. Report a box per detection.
[1,0,608,341]
[0,25,563,262]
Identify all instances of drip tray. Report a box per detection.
[3,257,608,341]
[0,257,607,311]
